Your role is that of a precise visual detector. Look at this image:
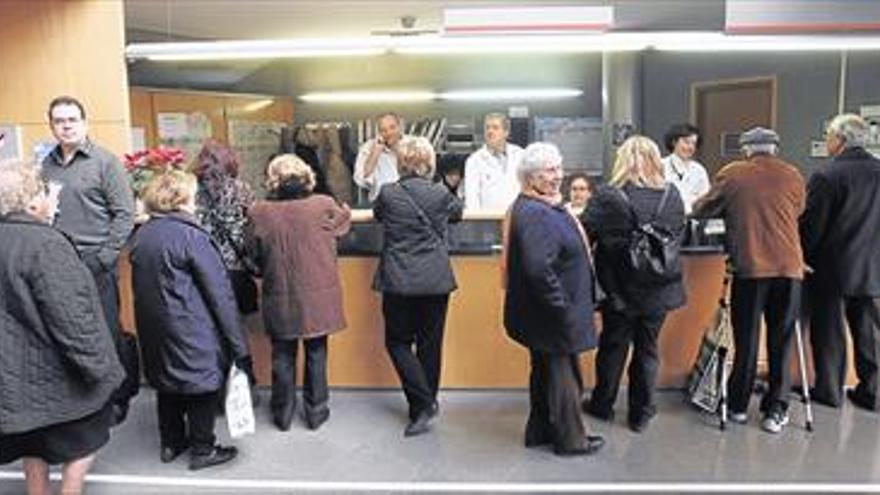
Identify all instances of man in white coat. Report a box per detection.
[464,113,525,211]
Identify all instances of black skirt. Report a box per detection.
[0,403,113,465]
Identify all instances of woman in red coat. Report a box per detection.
[247,154,351,431]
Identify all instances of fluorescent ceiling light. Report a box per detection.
[127,39,388,61]
[298,88,583,103]
[441,88,583,100]
[650,32,880,51]
[125,32,880,61]
[391,34,643,55]
[299,91,435,103]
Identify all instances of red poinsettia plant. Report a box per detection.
[123,147,188,196]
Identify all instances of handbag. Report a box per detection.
[227,269,259,315]
[224,363,256,438]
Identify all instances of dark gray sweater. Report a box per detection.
[41,140,134,268]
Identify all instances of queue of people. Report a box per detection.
[2,97,880,490]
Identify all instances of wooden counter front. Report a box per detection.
[236,253,728,389]
[119,250,859,390]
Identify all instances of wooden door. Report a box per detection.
[691,77,777,178]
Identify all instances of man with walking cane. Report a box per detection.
[692,127,806,434]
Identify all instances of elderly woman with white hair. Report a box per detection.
[581,136,686,433]
[373,136,464,437]
[503,142,604,456]
[0,159,123,494]
[246,154,351,432]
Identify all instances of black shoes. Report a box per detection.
[306,408,330,431]
[582,399,615,421]
[628,410,657,433]
[404,402,438,437]
[272,400,296,432]
[160,444,188,463]
[553,435,605,457]
[189,445,238,471]
[847,389,878,412]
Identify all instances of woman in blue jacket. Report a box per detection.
[504,143,604,456]
[130,170,252,471]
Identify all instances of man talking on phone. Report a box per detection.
[354,112,410,203]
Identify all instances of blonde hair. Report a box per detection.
[608,136,665,188]
[264,154,315,193]
[142,170,198,214]
[0,159,43,216]
[396,136,435,178]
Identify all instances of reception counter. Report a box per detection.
[119,211,728,389]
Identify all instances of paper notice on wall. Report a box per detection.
[157,113,188,140]
[131,127,146,152]
[228,119,284,199]
[0,123,22,160]
[157,112,213,163]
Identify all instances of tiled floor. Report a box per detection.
[2,387,879,493]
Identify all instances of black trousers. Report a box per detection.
[525,351,587,451]
[271,336,329,418]
[382,293,449,420]
[156,391,218,455]
[808,279,880,408]
[84,256,139,408]
[590,308,666,421]
[729,277,800,414]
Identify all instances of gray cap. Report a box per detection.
[739,127,780,146]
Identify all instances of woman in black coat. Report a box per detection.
[582,135,686,432]
[373,137,463,437]
[0,160,123,495]
[504,143,604,457]
[130,170,252,471]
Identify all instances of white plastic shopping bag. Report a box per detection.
[225,363,255,438]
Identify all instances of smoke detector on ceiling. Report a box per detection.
[371,15,438,37]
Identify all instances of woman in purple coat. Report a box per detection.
[130,170,252,471]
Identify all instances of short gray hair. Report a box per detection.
[742,143,778,157]
[518,142,562,185]
[0,159,42,216]
[484,112,510,131]
[827,113,868,149]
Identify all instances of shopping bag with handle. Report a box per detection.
[225,363,256,438]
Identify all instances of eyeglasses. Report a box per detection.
[51,117,82,125]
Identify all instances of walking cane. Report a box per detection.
[717,346,729,431]
[794,318,815,431]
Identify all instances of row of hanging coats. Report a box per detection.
[282,117,450,205]
[280,123,357,205]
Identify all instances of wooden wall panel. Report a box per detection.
[150,91,229,143]
[225,96,294,123]
[0,0,130,156]
[129,88,157,148]
[128,89,294,152]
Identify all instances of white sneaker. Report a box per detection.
[729,411,748,424]
[761,411,789,434]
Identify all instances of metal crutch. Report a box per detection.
[793,318,815,431]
